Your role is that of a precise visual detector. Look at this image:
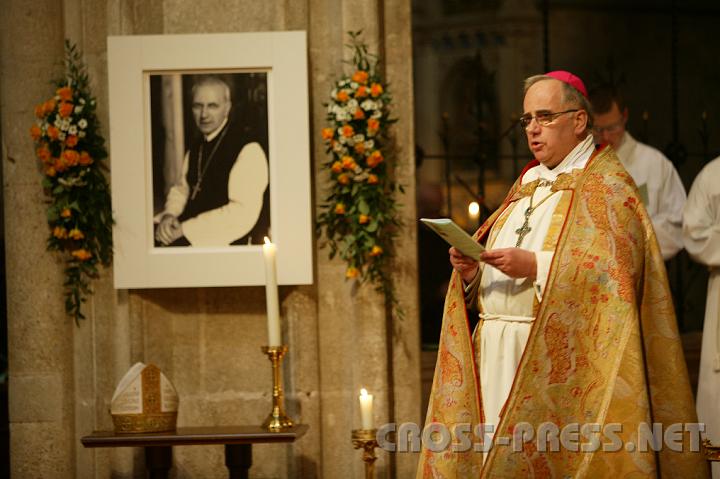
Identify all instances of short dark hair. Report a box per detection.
[588,84,626,115]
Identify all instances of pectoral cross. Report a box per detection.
[515,206,534,247]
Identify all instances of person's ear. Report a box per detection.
[575,110,588,135]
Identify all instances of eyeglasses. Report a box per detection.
[519,109,579,129]
[592,120,625,135]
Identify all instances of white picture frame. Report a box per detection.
[108,32,313,288]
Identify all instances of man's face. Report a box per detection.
[522,80,585,168]
[592,101,627,151]
[192,83,231,136]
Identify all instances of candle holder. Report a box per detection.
[703,439,720,462]
[351,428,379,479]
[261,345,294,431]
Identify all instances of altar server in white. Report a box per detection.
[590,85,686,259]
[684,156,720,478]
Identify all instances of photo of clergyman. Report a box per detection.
[150,72,270,247]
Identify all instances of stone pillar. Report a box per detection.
[1,1,76,478]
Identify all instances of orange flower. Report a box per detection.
[61,208,72,218]
[334,203,346,215]
[367,174,379,185]
[367,118,380,131]
[331,161,343,173]
[63,149,80,167]
[45,166,57,177]
[367,150,384,168]
[47,126,60,140]
[358,214,369,224]
[353,108,366,120]
[68,228,84,240]
[57,86,73,101]
[370,245,383,257]
[341,125,354,138]
[356,85,368,98]
[53,226,68,239]
[66,135,78,147]
[36,145,51,163]
[337,173,350,185]
[354,143,365,155]
[337,90,350,102]
[352,70,369,85]
[34,104,45,118]
[341,156,356,170]
[71,249,92,261]
[370,83,383,97]
[44,99,56,115]
[345,266,360,279]
[58,102,74,118]
[54,158,67,173]
[30,124,42,140]
[322,127,335,141]
[78,151,93,165]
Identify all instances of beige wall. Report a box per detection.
[1,0,420,477]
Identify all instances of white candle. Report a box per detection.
[263,237,281,347]
[359,388,374,430]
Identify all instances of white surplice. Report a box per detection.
[473,135,595,447]
[616,132,686,260]
[684,156,720,479]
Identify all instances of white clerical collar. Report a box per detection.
[204,117,229,142]
[523,134,595,184]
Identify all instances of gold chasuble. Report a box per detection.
[417,146,709,478]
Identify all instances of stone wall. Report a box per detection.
[1,0,420,477]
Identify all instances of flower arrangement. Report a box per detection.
[317,32,404,308]
[29,41,113,322]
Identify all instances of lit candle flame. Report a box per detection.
[361,388,368,396]
[264,236,271,245]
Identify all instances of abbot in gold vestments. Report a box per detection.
[417,146,709,478]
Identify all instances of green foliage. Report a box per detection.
[30,40,113,322]
[316,31,404,315]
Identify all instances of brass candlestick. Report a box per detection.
[352,428,379,479]
[261,345,293,431]
[704,439,720,462]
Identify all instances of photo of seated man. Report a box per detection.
[151,74,270,247]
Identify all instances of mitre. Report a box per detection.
[110,362,179,433]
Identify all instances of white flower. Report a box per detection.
[353,134,365,144]
[74,105,84,114]
[78,131,86,138]
[69,125,78,135]
[371,110,382,119]
[361,100,376,111]
[347,99,359,109]
[79,98,86,104]
[58,132,66,141]
[54,118,62,127]
[364,140,375,149]
[350,82,358,89]
[78,119,88,129]
[335,111,351,122]
[339,79,349,87]
[353,171,368,182]
[332,142,345,153]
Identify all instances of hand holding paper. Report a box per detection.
[420,218,485,260]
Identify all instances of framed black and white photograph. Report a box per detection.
[108,32,312,288]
